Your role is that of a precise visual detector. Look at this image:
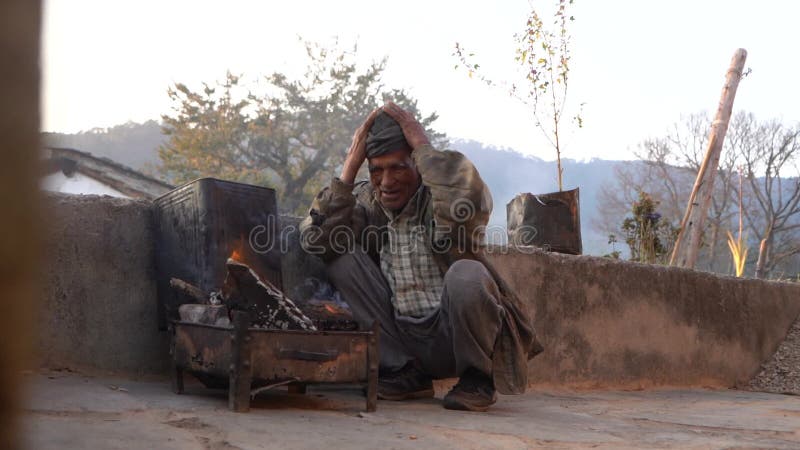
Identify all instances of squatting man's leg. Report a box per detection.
[327,250,504,411]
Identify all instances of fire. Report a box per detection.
[229,235,246,262]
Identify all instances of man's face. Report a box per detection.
[368,148,421,212]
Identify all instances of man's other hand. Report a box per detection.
[384,101,431,151]
[341,107,381,184]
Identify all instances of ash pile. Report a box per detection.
[171,258,356,332]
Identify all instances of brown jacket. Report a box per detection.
[299,144,542,394]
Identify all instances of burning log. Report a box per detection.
[168,262,353,331]
[178,304,230,327]
[170,278,210,304]
[289,277,358,331]
[294,299,358,331]
[169,278,229,326]
[223,258,316,331]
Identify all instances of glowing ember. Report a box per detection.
[230,249,243,261]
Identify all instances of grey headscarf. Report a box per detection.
[365,111,410,158]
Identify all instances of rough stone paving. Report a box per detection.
[749,316,800,395]
[22,372,800,449]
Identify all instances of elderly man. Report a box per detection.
[300,102,540,411]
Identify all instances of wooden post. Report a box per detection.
[669,49,748,268]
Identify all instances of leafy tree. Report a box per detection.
[603,234,621,259]
[159,41,445,214]
[621,192,677,264]
[455,0,581,191]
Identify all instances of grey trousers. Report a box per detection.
[326,250,504,379]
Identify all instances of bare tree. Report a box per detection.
[599,112,800,278]
[596,113,739,272]
[732,113,800,278]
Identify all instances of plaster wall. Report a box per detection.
[39,193,167,375]
[39,195,800,388]
[487,248,800,388]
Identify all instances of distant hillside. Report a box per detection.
[43,122,623,255]
[453,140,620,254]
[42,120,163,172]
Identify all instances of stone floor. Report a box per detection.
[19,370,800,449]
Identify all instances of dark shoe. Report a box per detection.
[378,363,434,401]
[443,368,497,412]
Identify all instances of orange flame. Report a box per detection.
[229,235,246,262]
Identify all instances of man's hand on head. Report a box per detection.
[341,107,382,185]
[383,102,431,151]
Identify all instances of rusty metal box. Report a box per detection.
[154,178,282,329]
[171,312,378,412]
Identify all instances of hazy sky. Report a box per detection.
[43,0,800,161]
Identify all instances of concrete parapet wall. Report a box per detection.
[39,193,167,375]
[37,196,323,376]
[487,247,800,388]
[39,195,800,387]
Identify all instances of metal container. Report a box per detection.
[507,188,582,255]
[154,178,282,329]
[171,312,379,412]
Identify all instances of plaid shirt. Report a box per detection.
[378,186,444,317]
[302,145,541,394]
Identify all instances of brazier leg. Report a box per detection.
[366,322,379,412]
[288,383,307,394]
[229,311,252,412]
